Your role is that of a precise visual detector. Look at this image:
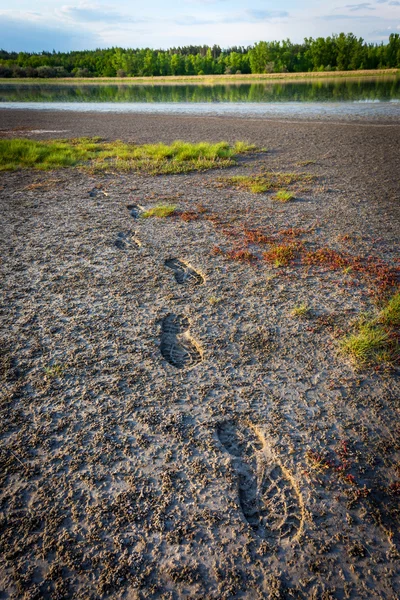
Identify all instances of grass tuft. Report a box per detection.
[274,189,295,202]
[0,138,256,174]
[263,243,301,268]
[219,171,315,194]
[377,291,400,327]
[291,303,311,318]
[340,291,399,366]
[141,205,177,218]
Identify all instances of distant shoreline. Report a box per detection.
[1,68,399,86]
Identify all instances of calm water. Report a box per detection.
[1,77,399,119]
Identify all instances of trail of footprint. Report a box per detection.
[127,203,142,218]
[217,421,305,542]
[160,314,202,369]
[114,232,141,250]
[165,258,204,286]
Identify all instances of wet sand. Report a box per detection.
[0,110,399,599]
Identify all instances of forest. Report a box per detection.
[0,33,399,78]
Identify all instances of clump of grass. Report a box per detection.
[378,291,400,327]
[219,171,315,194]
[0,138,256,174]
[249,183,270,194]
[273,190,295,202]
[263,243,300,267]
[208,296,222,305]
[233,141,257,153]
[340,291,399,366]
[291,303,311,318]
[43,364,65,380]
[0,138,88,171]
[141,204,177,218]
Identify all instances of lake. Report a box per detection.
[1,77,399,119]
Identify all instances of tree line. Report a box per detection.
[1,33,399,78]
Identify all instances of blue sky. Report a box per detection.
[0,0,399,52]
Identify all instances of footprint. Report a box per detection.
[114,232,141,250]
[160,314,202,369]
[127,204,141,218]
[89,187,108,197]
[217,421,304,542]
[165,258,204,286]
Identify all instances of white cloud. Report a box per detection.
[59,3,145,23]
[0,14,101,51]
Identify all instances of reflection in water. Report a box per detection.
[0,77,399,104]
[1,101,399,121]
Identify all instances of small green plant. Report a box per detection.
[340,323,391,364]
[274,190,294,202]
[340,291,399,366]
[250,183,270,194]
[43,364,65,379]
[208,296,222,305]
[141,204,177,218]
[378,291,400,327]
[220,171,314,194]
[291,303,311,318]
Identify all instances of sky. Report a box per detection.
[0,0,399,52]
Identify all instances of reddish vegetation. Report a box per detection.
[303,247,399,295]
[278,227,308,238]
[226,248,258,262]
[303,248,350,269]
[243,228,273,245]
[176,201,397,296]
[179,211,200,222]
[211,245,257,262]
[305,445,359,487]
[263,243,302,266]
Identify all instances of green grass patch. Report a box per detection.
[291,303,311,317]
[377,291,400,327]
[274,189,295,202]
[219,171,314,194]
[141,204,177,218]
[340,291,399,366]
[0,138,257,174]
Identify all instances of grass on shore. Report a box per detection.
[274,190,295,202]
[141,205,177,218]
[2,69,398,86]
[0,138,257,174]
[340,291,399,366]
[220,171,315,194]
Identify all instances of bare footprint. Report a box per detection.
[160,314,202,369]
[165,258,204,286]
[127,204,142,218]
[217,421,305,542]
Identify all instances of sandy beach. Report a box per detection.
[0,110,399,599]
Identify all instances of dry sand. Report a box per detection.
[0,111,399,599]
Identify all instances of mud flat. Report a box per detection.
[0,111,399,599]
